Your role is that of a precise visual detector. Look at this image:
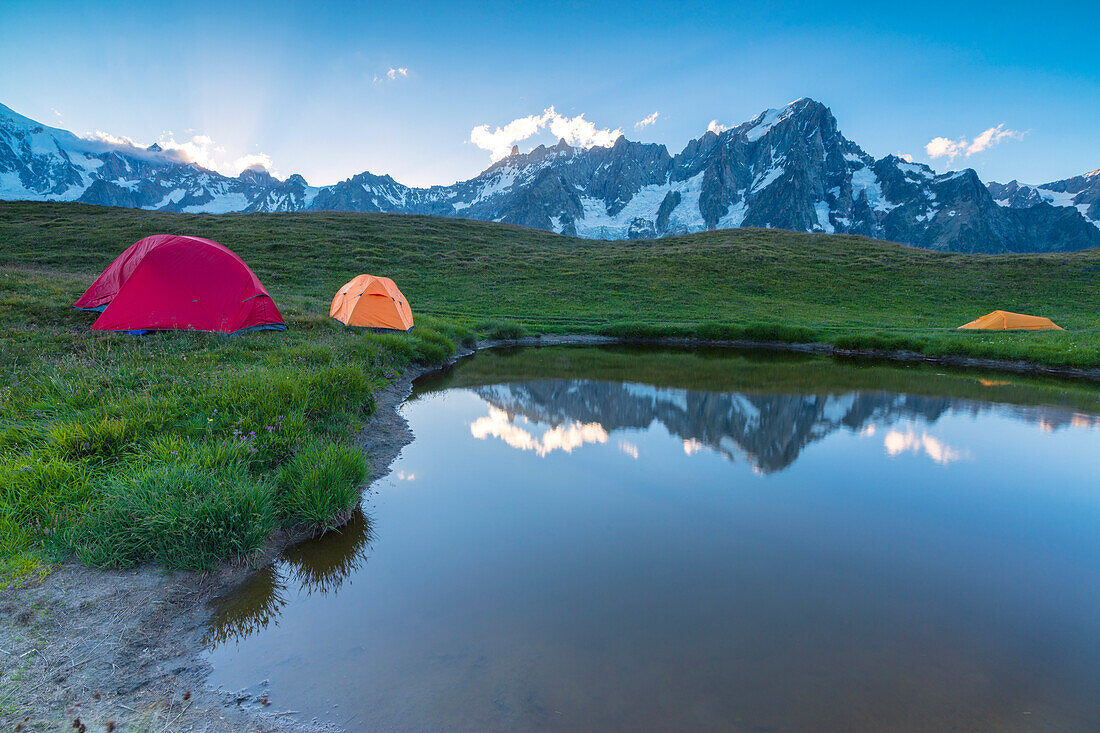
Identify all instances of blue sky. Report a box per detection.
[1,0,1097,187]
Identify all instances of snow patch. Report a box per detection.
[574,172,706,238]
[850,167,899,212]
[814,200,834,233]
[744,108,783,142]
[182,192,250,214]
[897,161,934,179]
[750,166,785,194]
[1034,187,1079,208]
[718,197,748,229]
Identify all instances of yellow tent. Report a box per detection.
[957,310,1063,331]
[330,274,414,331]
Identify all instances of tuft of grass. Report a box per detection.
[276,440,368,530]
[599,322,695,339]
[48,418,134,459]
[476,320,529,340]
[694,321,819,343]
[832,332,930,352]
[55,463,275,570]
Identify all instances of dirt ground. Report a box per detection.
[3,335,1095,732]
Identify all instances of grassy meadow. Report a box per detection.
[1,200,1098,583]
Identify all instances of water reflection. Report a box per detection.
[467,379,1079,473]
[881,426,968,465]
[205,508,374,648]
[469,405,609,456]
[203,346,1100,731]
[204,563,288,648]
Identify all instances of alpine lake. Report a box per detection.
[203,345,1100,731]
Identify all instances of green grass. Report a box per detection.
[0,200,1097,581]
[3,201,1096,366]
[0,203,490,581]
[276,439,368,530]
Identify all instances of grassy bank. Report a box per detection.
[0,226,473,582]
[1,201,1098,582]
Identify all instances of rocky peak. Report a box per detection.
[238,167,275,184]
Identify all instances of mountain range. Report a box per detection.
[2,99,1097,253]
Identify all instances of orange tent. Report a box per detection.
[330,274,414,331]
[957,310,1064,331]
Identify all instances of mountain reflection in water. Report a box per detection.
[207,347,1100,647]
[468,378,1087,473]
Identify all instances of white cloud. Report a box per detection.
[618,440,639,459]
[634,111,659,130]
[925,136,966,161]
[84,130,141,147]
[156,134,277,176]
[896,152,914,163]
[80,129,278,177]
[968,123,1024,154]
[231,153,278,174]
[374,67,410,83]
[469,106,623,162]
[706,119,729,134]
[469,111,547,161]
[547,108,622,149]
[925,123,1025,163]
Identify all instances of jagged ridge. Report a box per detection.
[1,99,1097,253]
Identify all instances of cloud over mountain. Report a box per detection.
[926,123,1025,163]
[469,106,623,162]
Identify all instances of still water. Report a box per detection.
[205,346,1100,731]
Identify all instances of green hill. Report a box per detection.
[3,201,1098,364]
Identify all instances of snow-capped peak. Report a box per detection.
[1,98,1097,253]
[738,97,824,142]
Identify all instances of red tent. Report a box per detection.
[74,234,285,334]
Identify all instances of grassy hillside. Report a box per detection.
[3,201,1098,366]
[1,201,1098,584]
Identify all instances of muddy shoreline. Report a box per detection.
[2,336,1095,731]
